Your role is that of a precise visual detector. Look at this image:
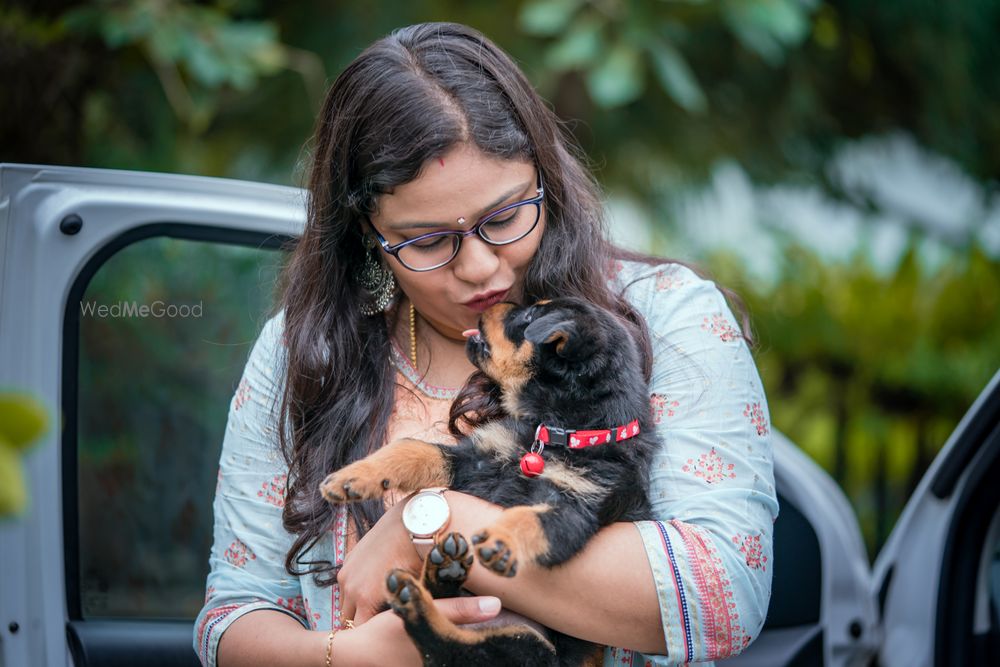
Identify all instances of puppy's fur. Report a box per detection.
[321,297,657,666]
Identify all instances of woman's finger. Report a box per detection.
[433,596,502,624]
[339,598,358,629]
[353,599,378,626]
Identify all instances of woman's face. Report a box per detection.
[368,143,545,341]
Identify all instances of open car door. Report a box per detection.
[725,370,1000,667]
[0,163,302,667]
[871,370,1000,666]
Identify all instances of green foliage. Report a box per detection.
[709,245,1000,555]
[586,40,646,107]
[721,0,816,64]
[62,0,291,132]
[521,0,816,110]
[519,0,583,36]
[0,393,49,517]
[0,5,68,45]
[648,39,707,113]
[9,1,1000,187]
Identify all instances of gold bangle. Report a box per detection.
[326,620,354,666]
[325,629,335,667]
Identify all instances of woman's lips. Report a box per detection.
[462,289,509,313]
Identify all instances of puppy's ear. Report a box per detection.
[524,313,580,358]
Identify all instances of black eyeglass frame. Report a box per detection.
[367,173,545,272]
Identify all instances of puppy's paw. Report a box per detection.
[426,532,474,586]
[386,569,429,624]
[319,461,390,503]
[471,527,519,577]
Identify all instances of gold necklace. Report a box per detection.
[409,300,418,369]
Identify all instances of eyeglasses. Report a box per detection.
[367,174,544,272]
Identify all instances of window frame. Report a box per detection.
[62,222,294,664]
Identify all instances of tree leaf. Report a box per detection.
[544,14,604,70]
[0,443,28,517]
[519,0,584,37]
[585,42,645,108]
[0,393,48,451]
[647,38,707,112]
[723,0,812,64]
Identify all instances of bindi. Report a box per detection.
[438,158,445,167]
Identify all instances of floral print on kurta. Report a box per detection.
[194,261,778,667]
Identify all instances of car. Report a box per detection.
[1,163,997,667]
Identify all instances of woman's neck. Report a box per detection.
[390,298,476,390]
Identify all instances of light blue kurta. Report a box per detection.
[194,261,778,666]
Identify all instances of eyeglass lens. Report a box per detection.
[396,202,540,271]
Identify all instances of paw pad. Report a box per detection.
[473,532,518,578]
[427,532,473,583]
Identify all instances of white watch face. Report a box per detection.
[402,491,449,537]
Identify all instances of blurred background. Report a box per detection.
[4,0,1000,615]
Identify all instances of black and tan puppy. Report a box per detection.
[321,297,657,666]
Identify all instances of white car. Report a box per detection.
[1,163,997,667]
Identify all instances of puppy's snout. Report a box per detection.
[466,330,490,363]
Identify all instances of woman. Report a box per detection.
[195,22,778,667]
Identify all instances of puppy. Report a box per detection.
[321,297,657,666]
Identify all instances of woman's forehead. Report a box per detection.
[373,144,535,230]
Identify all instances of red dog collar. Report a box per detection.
[536,420,641,449]
[520,420,642,478]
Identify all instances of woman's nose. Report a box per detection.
[451,234,500,283]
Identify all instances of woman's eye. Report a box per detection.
[485,213,517,228]
[411,236,450,251]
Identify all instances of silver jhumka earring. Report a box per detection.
[358,237,397,316]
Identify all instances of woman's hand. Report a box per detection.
[334,596,502,667]
[338,490,505,625]
[337,497,421,624]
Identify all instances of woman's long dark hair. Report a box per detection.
[273,22,744,583]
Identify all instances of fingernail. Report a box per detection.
[478,597,501,614]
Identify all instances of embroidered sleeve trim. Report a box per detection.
[670,520,752,660]
[196,601,308,667]
[656,521,694,663]
[634,520,690,664]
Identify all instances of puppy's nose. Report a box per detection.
[465,330,490,361]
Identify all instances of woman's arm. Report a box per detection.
[194,312,316,666]
[612,262,778,664]
[218,611,328,666]
[217,600,502,667]
[445,493,667,653]
[336,491,666,653]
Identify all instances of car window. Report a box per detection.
[990,530,1000,630]
[75,235,284,619]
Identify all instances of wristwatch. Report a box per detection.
[401,487,451,558]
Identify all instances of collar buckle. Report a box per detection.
[544,425,575,448]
